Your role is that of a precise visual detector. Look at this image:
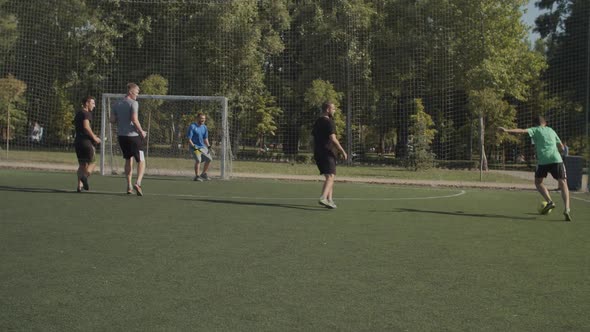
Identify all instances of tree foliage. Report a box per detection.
[406,99,437,171]
[535,0,588,147]
[48,83,75,144]
[304,79,345,137]
[0,74,27,139]
[253,92,282,149]
[0,0,585,164]
[0,0,18,70]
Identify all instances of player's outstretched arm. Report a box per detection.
[498,127,528,134]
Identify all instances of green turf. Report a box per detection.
[1,169,589,331]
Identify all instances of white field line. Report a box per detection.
[85,189,467,201]
[572,195,590,203]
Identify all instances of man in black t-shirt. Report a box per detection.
[311,102,347,209]
[74,96,101,192]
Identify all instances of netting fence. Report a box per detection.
[0,0,588,185]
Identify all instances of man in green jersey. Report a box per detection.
[499,116,571,221]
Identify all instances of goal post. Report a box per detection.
[100,94,231,180]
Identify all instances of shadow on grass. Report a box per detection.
[0,185,122,196]
[395,207,536,221]
[143,176,193,182]
[181,198,326,211]
[525,212,570,222]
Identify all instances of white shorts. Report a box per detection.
[190,147,212,163]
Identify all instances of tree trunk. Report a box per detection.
[6,105,10,157]
[146,110,151,158]
[282,121,299,155]
[479,114,488,172]
[379,133,385,154]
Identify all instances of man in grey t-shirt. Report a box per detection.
[114,98,140,137]
[110,83,147,196]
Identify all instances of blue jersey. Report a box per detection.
[187,123,208,148]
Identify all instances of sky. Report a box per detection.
[522,0,545,42]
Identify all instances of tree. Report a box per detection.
[268,0,374,155]
[0,74,26,150]
[4,0,124,148]
[213,0,290,153]
[0,0,18,72]
[449,0,546,169]
[370,0,424,159]
[252,92,282,151]
[139,74,168,154]
[304,79,345,130]
[535,0,589,148]
[372,93,397,155]
[406,99,437,171]
[469,88,519,168]
[303,79,345,153]
[47,82,75,144]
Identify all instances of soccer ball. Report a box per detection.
[537,201,552,215]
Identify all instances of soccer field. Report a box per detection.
[1,169,589,331]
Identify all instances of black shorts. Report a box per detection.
[314,153,336,175]
[535,163,566,180]
[118,136,145,162]
[74,139,95,163]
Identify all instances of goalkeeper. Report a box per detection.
[187,112,212,181]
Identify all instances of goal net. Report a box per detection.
[100,94,231,180]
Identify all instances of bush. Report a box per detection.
[236,150,310,163]
[436,160,479,170]
[405,150,437,170]
[406,99,437,171]
[295,154,311,164]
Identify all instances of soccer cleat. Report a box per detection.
[540,201,556,215]
[200,173,210,181]
[126,189,133,195]
[194,176,203,182]
[319,198,336,209]
[80,176,89,191]
[76,186,82,193]
[564,210,572,222]
[134,183,143,196]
